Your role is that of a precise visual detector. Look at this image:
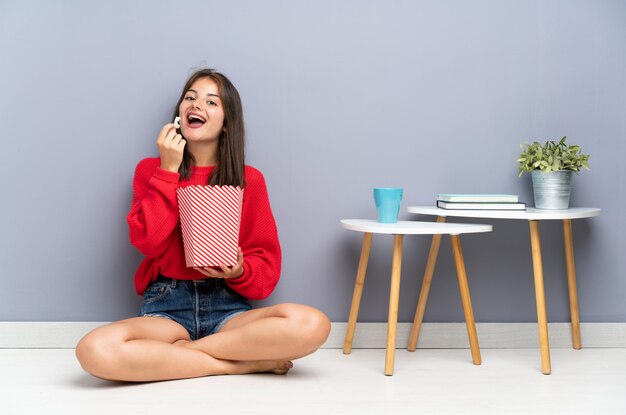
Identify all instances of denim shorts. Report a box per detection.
[138,275,252,340]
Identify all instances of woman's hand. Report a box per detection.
[157,123,186,173]
[194,248,244,279]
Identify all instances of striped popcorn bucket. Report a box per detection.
[177,185,244,267]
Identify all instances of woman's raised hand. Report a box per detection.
[157,123,186,173]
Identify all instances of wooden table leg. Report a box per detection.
[563,219,582,350]
[343,232,373,354]
[529,220,552,375]
[408,216,446,351]
[450,234,481,365]
[385,234,404,376]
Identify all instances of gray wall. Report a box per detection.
[1,0,624,323]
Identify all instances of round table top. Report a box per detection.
[407,206,601,220]
[340,219,492,235]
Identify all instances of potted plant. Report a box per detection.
[517,136,590,209]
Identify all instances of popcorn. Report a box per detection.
[174,116,181,129]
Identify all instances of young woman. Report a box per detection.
[75,69,331,382]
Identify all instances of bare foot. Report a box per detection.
[233,360,293,375]
[270,360,293,375]
[175,341,292,375]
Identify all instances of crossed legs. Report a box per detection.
[76,303,330,382]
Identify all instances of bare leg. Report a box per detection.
[75,317,292,382]
[183,303,331,361]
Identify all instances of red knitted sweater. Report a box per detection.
[127,157,281,300]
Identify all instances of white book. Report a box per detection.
[437,194,519,203]
[437,200,526,210]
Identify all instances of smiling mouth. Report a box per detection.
[187,114,206,128]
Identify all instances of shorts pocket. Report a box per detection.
[143,281,173,304]
[222,285,248,303]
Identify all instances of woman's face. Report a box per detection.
[179,77,225,142]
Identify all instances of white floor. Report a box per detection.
[2,348,626,415]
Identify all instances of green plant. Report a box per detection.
[517,136,590,177]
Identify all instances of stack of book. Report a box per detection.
[436,194,526,210]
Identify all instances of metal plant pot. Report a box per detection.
[531,170,572,209]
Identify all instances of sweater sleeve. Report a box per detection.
[226,168,282,300]
[126,158,181,258]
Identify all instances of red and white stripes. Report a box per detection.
[177,185,244,267]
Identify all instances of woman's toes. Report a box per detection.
[271,360,293,375]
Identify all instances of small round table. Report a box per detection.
[340,219,492,375]
[407,206,601,375]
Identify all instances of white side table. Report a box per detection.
[340,219,492,375]
[407,206,600,374]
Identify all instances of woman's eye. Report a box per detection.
[207,100,217,106]
[184,96,195,101]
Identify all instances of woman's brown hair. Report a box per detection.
[173,69,246,187]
